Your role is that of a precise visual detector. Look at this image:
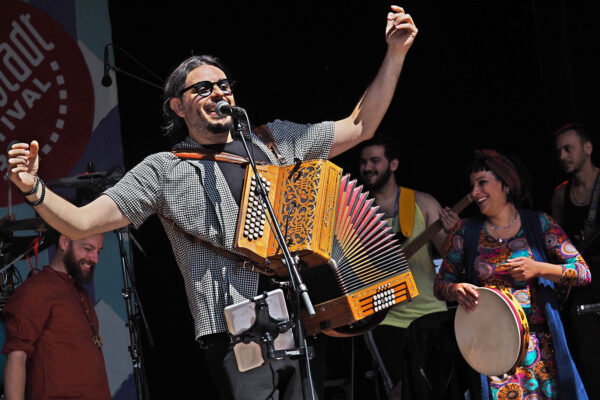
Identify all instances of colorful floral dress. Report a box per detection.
[434,212,590,400]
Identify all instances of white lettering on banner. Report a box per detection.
[0,43,30,89]
[18,14,54,52]
[0,43,27,92]
[1,116,15,130]
[0,86,5,108]
[0,13,55,143]
[5,99,25,120]
[10,17,48,67]
[33,78,50,92]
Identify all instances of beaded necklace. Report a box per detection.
[50,267,103,349]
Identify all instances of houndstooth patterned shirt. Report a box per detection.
[103,119,334,339]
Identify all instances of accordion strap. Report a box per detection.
[172,149,251,164]
[253,124,285,164]
[172,124,284,165]
[161,216,275,276]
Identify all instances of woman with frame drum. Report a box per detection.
[434,149,590,400]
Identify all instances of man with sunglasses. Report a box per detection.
[7,5,418,399]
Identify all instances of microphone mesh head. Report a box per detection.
[215,100,230,118]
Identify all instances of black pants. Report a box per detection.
[199,333,323,400]
[561,308,600,400]
[370,311,469,400]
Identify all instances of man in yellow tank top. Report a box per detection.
[357,137,460,399]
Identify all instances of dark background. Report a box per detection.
[106,1,600,398]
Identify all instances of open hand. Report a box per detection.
[449,282,479,312]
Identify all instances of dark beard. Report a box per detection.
[363,168,393,192]
[207,120,233,135]
[64,247,96,284]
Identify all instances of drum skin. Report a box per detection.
[454,286,529,376]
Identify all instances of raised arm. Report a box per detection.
[7,141,131,239]
[330,5,418,158]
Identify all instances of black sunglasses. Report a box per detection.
[178,79,233,97]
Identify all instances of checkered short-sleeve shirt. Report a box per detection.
[103,120,334,338]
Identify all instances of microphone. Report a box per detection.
[573,302,600,316]
[101,44,112,87]
[215,100,246,118]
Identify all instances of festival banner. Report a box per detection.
[0,0,135,397]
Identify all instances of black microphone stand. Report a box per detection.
[114,227,153,400]
[233,111,317,400]
[92,169,152,400]
[102,43,163,90]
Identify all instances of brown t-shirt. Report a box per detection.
[2,266,110,399]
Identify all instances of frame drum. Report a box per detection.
[454,286,529,376]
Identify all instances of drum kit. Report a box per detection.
[0,169,123,309]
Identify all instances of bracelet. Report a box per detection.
[23,177,46,207]
[31,178,46,206]
[19,176,39,196]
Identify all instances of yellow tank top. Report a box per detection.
[382,199,447,328]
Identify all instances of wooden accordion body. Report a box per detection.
[234,160,418,336]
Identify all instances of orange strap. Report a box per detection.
[173,124,284,165]
[173,150,252,164]
[398,187,415,238]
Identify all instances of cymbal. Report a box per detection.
[0,218,49,232]
[47,172,109,189]
[1,233,55,256]
[46,168,123,191]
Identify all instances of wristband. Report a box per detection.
[19,176,39,196]
[23,177,46,207]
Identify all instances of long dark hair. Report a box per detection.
[161,55,231,142]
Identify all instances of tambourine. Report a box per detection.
[454,286,529,376]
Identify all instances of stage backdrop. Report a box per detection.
[0,0,135,398]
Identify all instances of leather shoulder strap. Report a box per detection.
[398,187,415,238]
[253,124,286,164]
[172,124,284,165]
[584,172,600,229]
[172,149,250,164]
[161,216,275,276]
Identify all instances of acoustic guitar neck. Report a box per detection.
[401,194,473,260]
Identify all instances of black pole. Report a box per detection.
[114,228,152,400]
